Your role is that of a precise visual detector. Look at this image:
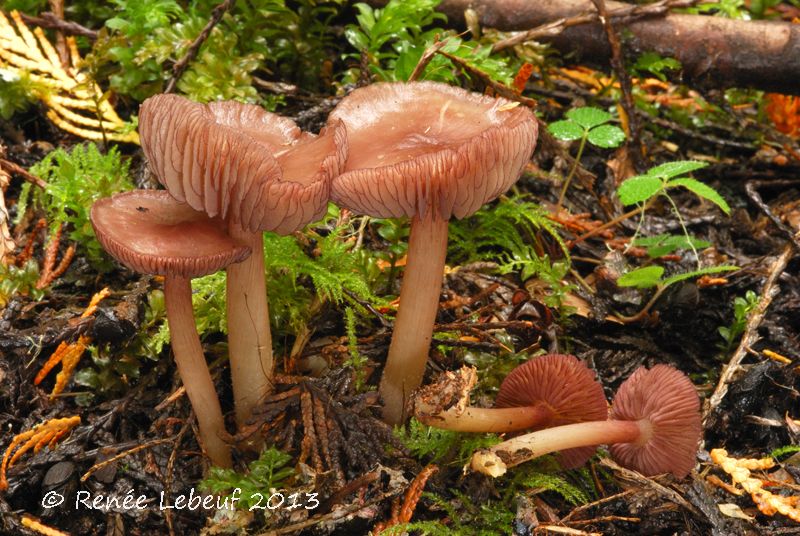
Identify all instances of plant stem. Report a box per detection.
[164,276,232,468]
[226,225,273,429]
[417,404,554,433]
[571,197,656,247]
[556,132,588,211]
[471,418,649,477]
[379,212,449,425]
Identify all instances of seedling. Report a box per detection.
[548,106,626,208]
[717,290,758,355]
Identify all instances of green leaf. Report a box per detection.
[565,106,611,129]
[668,178,731,214]
[547,120,584,141]
[617,266,665,288]
[632,52,681,82]
[660,265,738,287]
[617,175,664,205]
[633,234,711,258]
[587,124,626,148]
[644,160,708,180]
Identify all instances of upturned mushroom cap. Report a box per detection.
[91,190,250,278]
[139,94,347,234]
[609,364,701,478]
[328,81,537,221]
[495,354,609,469]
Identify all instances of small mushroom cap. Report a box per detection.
[609,364,701,478]
[495,354,608,469]
[139,94,347,234]
[328,81,537,221]
[91,190,250,278]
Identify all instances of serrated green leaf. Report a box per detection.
[565,106,611,129]
[587,124,626,148]
[644,160,708,180]
[547,120,584,141]
[660,265,738,287]
[617,175,664,205]
[617,266,665,288]
[668,178,730,214]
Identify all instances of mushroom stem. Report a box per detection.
[471,419,649,477]
[417,404,555,433]
[164,276,233,468]
[380,212,449,425]
[226,226,274,428]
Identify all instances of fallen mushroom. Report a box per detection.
[139,95,347,426]
[327,81,538,424]
[412,354,608,469]
[470,364,701,478]
[91,190,251,467]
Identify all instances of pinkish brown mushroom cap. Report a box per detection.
[328,81,537,221]
[139,94,347,234]
[495,354,609,469]
[609,364,701,478]
[91,190,250,278]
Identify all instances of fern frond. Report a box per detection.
[0,10,138,144]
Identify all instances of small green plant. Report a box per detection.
[344,306,369,390]
[771,445,800,460]
[631,52,681,82]
[395,418,500,466]
[201,447,295,511]
[0,259,43,307]
[617,263,738,290]
[449,196,573,308]
[0,70,44,119]
[20,143,134,270]
[617,160,730,264]
[344,0,516,84]
[717,290,758,354]
[548,106,626,207]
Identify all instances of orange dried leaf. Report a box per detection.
[513,63,533,94]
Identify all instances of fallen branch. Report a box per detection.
[704,243,795,423]
[373,0,800,95]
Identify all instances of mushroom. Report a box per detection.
[413,355,608,469]
[470,364,701,478]
[327,81,538,424]
[91,190,251,467]
[139,95,347,426]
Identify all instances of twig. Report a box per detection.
[598,457,701,516]
[47,0,68,66]
[491,0,699,52]
[703,243,795,423]
[164,0,237,94]
[408,37,452,82]
[0,159,47,189]
[17,12,97,39]
[435,49,538,108]
[80,438,173,482]
[745,180,800,251]
[589,0,643,163]
[164,420,191,536]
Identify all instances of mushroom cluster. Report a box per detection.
[90,81,544,465]
[468,362,702,478]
